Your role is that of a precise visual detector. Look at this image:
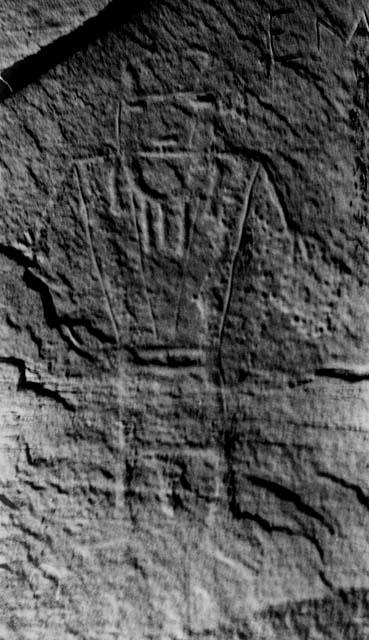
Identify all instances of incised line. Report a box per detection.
[115,100,122,155]
[75,165,120,345]
[217,163,260,369]
[174,160,218,334]
[121,160,158,340]
[0,75,12,93]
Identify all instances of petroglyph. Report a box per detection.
[2,1,369,638]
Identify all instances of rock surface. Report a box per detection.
[1,0,369,638]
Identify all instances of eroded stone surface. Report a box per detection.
[1,1,369,638]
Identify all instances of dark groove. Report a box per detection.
[318,471,369,511]
[247,474,335,534]
[23,270,60,329]
[184,200,192,251]
[316,367,369,383]
[0,0,151,102]
[0,493,19,510]
[23,271,103,360]
[0,243,33,268]
[0,244,114,360]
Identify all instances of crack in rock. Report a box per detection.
[0,0,150,102]
[0,355,75,411]
[246,474,335,534]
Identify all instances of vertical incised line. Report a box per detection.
[217,163,260,380]
[115,100,122,155]
[75,165,120,345]
[122,161,158,341]
[174,160,218,335]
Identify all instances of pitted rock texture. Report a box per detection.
[1,1,369,638]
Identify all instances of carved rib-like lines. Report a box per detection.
[122,162,158,340]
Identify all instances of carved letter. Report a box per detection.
[347,11,369,46]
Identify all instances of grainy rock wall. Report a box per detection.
[1,1,369,638]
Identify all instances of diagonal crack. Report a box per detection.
[0,493,19,510]
[0,0,151,103]
[318,471,369,512]
[237,508,326,564]
[0,243,100,360]
[246,474,335,535]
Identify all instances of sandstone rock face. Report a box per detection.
[1,1,369,638]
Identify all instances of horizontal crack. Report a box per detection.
[315,365,369,382]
